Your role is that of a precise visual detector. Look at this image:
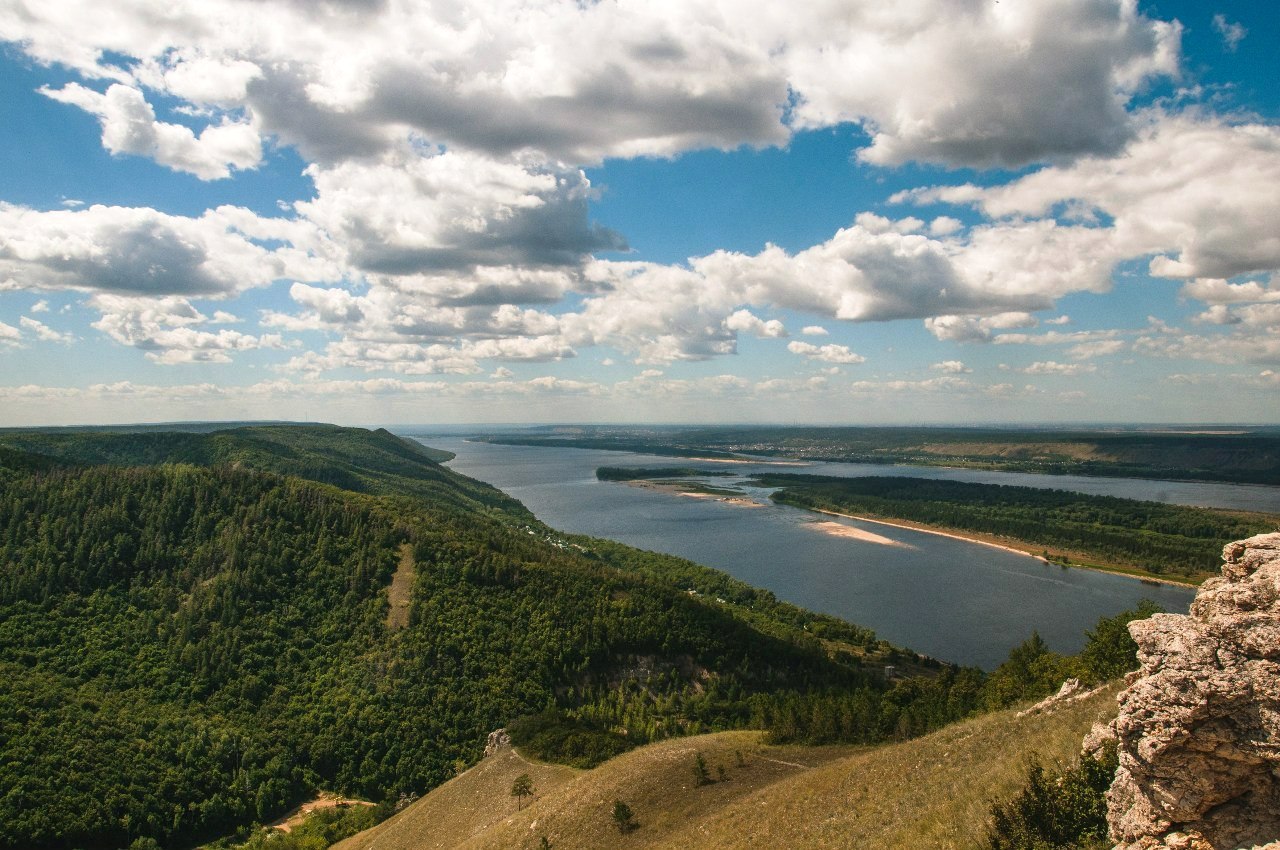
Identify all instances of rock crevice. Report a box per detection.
[1092,532,1280,850]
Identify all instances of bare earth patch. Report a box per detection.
[386,542,415,631]
[269,792,374,833]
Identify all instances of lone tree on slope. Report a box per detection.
[612,800,637,834]
[511,773,535,810]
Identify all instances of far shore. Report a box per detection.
[681,456,810,466]
[803,508,1199,589]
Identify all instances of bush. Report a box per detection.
[507,711,633,769]
[985,743,1118,850]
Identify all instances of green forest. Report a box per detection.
[0,426,1189,849]
[754,474,1277,578]
[0,426,905,850]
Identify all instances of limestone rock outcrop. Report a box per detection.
[484,728,511,757]
[1095,533,1280,850]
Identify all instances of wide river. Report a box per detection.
[414,437,1250,669]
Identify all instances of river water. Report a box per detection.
[419,437,1214,669]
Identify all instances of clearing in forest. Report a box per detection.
[386,542,415,630]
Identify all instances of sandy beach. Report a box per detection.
[806,508,1197,588]
[805,520,914,548]
[676,490,766,507]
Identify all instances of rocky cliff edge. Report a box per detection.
[1089,532,1280,850]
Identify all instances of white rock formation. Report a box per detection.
[1095,533,1280,850]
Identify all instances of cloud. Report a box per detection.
[1192,302,1280,329]
[280,334,574,376]
[906,115,1280,281]
[1181,277,1280,305]
[724,309,787,338]
[30,300,50,313]
[849,376,991,395]
[986,328,1129,361]
[786,340,865,364]
[801,325,829,336]
[1066,339,1127,360]
[931,360,971,374]
[1020,360,1097,376]
[1,0,1181,169]
[780,0,1180,167]
[928,216,963,236]
[0,203,338,297]
[88,294,286,363]
[296,147,625,281]
[925,312,1037,343]
[19,316,75,344]
[41,83,261,180]
[1178,317,1280,372]
[1212,14,1247,52]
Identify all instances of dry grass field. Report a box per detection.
[336,685,1119,850]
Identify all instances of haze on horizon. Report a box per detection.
[1,0,1278,427]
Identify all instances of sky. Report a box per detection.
[0,0,1278,427]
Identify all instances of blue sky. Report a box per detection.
[0,0,1277,426]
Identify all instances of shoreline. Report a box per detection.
[681,456,810,467]
[802,507,1198,589]
[624,479,765,508]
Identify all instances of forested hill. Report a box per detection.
[0,425,917,850]
[0,424,520,517]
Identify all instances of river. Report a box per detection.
[418,437,1209,669]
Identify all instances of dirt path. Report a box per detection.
[269,792,375,833]
[385,542,415,630]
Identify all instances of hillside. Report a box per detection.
[0,424,516,516]
[336,685,1118,850]
[0,425,917,850]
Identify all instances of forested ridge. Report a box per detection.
[755,474,1278,578]
[0,426,907,850]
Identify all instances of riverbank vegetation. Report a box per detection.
[753,474,1277,580]
[478,425,1280,485]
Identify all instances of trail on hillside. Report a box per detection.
[386,543,415,630]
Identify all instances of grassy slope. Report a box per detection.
[333,747,580,850]
[338,687,1118,850]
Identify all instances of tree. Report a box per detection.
[612,800,637,834]
[692,752,712,787]
[511,773,535,810]
[1079,601,1161,683]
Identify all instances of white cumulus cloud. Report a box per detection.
[787,340,865,364]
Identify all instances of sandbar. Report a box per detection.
[805,520,914,548]
[806,508,1197,588]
